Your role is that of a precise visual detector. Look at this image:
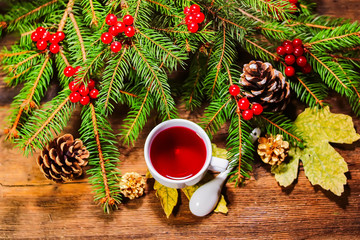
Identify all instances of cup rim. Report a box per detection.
[144,119,212,185]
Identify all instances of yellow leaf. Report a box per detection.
[294,106,360,196]
[212,143,227,159]
[145,169,152,179]
[154,181,178,218]
[214,195,228,214]
[271,147,301,187]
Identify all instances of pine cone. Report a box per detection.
[120,172,146,200]
[257,134,290,165]
[37,134,89,183]
[240,61,290,112]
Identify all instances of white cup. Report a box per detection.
[144,119,228,189]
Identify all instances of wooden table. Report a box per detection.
[1,1,360,239]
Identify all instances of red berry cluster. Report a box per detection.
[101,14,136,53]
[64,66,99,105]
[229,85,263,121]
[31,27,65,54]
[183,4,205,33]
[276,39,311,77]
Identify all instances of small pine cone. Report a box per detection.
[120,172,146,200]
[37,134,89,183]
[257,134,290,165]
[240,61,290,112]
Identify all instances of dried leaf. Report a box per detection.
[154,181,178,218]
[214,195,228,214]
[271,147,300,187]
[294,106,360,196]
[145,169,152,179]
[212,143,227,159]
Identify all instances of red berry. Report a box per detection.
[64,66,75,77]
[110,41,122,53]
[285,66,296,77]
[80,96,90,105]
[36,26,46,36]
[293,46,304,57]
[238,98,250,110]
[49,43,60,54]
[296,56,307,67]
[69,91,81,103]
[75,66,81,74]
[285,55,296,65]
[292,38,302,47]
[123,15,134,25]
[229,84,240,96]
[42,31,51,41]
[188,22,199,33]
[31,31,40,42]
[36,40,47,51]
[89,89,99,99]
[301,63,312,74]
[101,32,113,44]
[282,40,292,47]
[88,79,95,90]
[69,81,80,92]
[185,14,196,25]
[194,12,205,23]
[125,26,135,37]
[276,46,286,56]
[190,4,200,13]
[79,84,89,96]
[242,109,253,121]
[285,45,294,54]
[106,14,117,26]
[115,21,125,33]
[289,0,298,3]
[49,34,60,44]
[109,26,119,36]
[251,103,263,115]
[56,31,65,42]
[184,7,191,15]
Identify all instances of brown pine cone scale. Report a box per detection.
[240,61,290,112]
[37,134,89,183]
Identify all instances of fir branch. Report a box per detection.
[11,52,43,72]
[90,103,114,206]
[19,93,74,154]
[59,49,70,66]
[4,66,32,86]
[0,50,32,58]
[237,7,265,24]
[132,43,176,120]
[134,0,142,23]
[69,12,87,62]
[89,0,98,26]
[212,24,226,96]
[102,49,127,113]
[80,103,121,213]
[243,37,279,61]
[203,97,232,137]
[11,0,59,26]
[306,50,351,93]
[260,115,302,142]
[58,0,76,31]
[235,107,243,183]
[293,75,325,107]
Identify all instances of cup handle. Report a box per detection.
[208,156,228,172]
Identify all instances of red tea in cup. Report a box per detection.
[150,126,207,180]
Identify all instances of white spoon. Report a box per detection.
[189,128,261,217]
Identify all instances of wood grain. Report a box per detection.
[1,1,360,239]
